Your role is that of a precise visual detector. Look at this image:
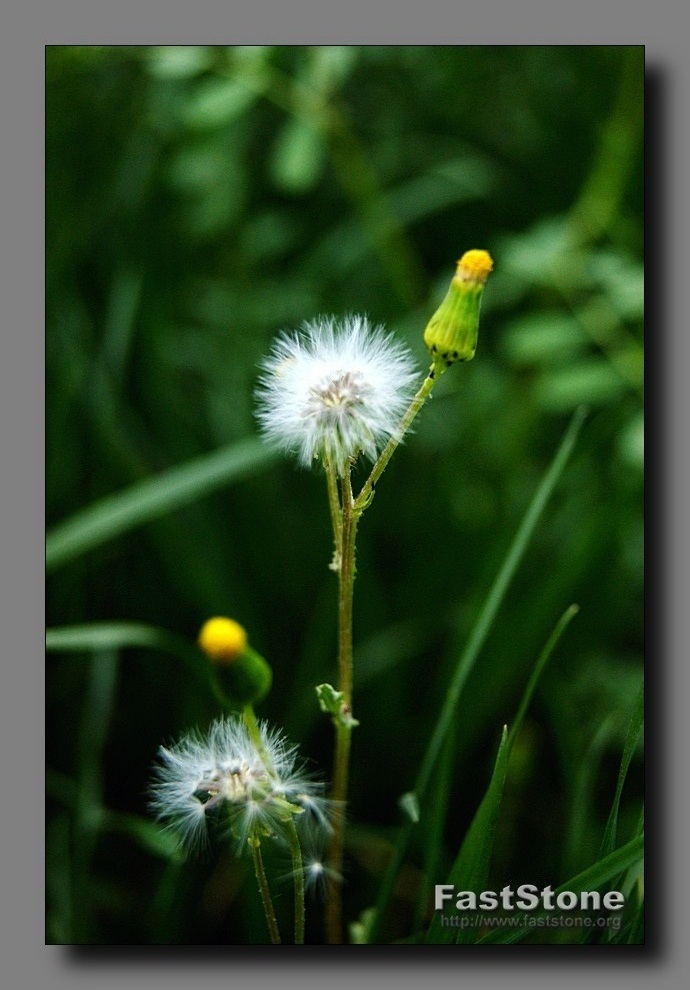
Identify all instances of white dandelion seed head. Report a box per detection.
[255,315,419,474]
[149,716,331,855]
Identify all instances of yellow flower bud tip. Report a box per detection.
[455,249,494,285]
[198,617,248,664]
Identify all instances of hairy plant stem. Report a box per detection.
[325,369,443,943]
[243,705,304,943]
[249,830,281,944]
[285,817,306,944]
[354,361,444,513]
[242,705,269,765]
[325,459,343,570]
[325,465,357,943]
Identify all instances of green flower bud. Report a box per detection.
[423,250,494,366]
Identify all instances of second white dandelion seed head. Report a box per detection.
[149,715,329,855]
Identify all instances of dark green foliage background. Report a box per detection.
[46,45,644,945]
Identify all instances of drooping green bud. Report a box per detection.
[198,617,272,708]
[423,250,494,366]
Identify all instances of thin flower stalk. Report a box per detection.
[325,459,343,571]
[325,464,358,943]
[249,831,281,944]
[354,360,444,513]
[284,816,306,945]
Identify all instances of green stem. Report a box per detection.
[337,467,357,706]
[249,831,281,944]
[354,362,443,513]
[325,459,343,570]
[242,705,272,768]
[243,705,305,944]
[323,365,443,941]
[325,464,357,943]
[285,817,306,944]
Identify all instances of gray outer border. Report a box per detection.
[4,2,684,986]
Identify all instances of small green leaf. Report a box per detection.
[315,682,341,714]
[315,683,359,728]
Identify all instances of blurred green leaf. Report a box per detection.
[103,811,184,861]
[535,361,627,411]
[271,119,325,193]
[589,250,644,321]
[617,411,644,469]
[46,439,277,572]
[599,681,644,859]
[501,313,586,366]
[46,622,209,685]
[145,46,213,80]
[180,76,258,129]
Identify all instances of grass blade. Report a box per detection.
[599,680,644,858]
[477,834,644,944]
[46,438,276,572]
[46,622,210,685]
[425,727,509,944]
[424,604,579,944]
[415,410,587,803]
[366,407,587,944]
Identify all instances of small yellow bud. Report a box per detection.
[198,617,248,664]
[198,618,273,707]
[423,249,494,366]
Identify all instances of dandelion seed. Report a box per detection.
[255,315,419,475]
[149,715,330,855]
[303,856,342,897]
[278,840,343,899]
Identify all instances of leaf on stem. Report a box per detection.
[315,682,359,728]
